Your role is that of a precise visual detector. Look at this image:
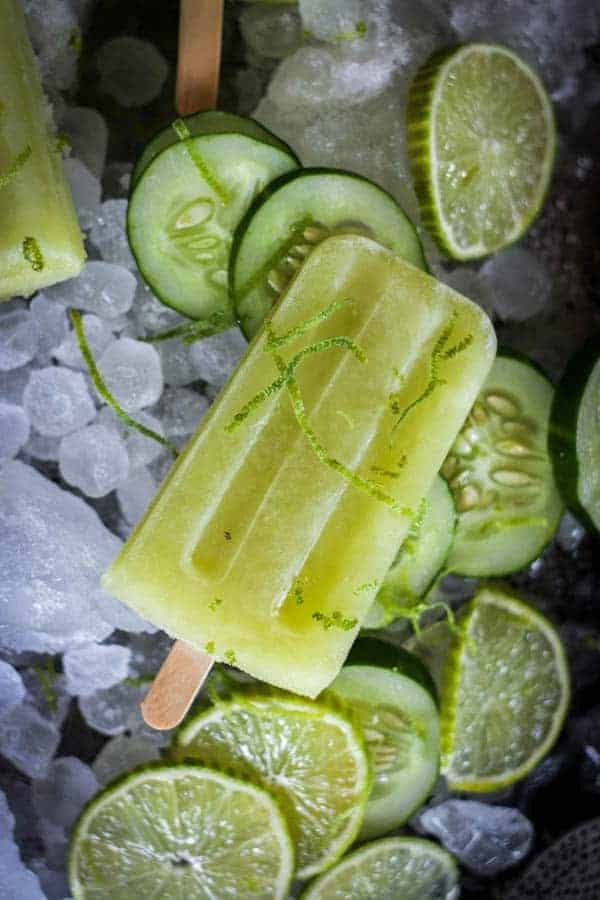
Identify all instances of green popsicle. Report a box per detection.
[104,235,495,698]
[0,0,85,299]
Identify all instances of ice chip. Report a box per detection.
[23,0,79,93]
[28,859,70,900]
[0,661,25,719]
[63,642,132,697]
[157,338,206,388]
[240,4,303,58]
[30,294,69,359]
[46,260,136,320]
[93,733,163,786]
[55,313,114,369]
[22,430,61,462]
[96,36,169,108]
[187,327,246,388]
[88,199,136,269]
[419,799,534,876]
[79,680,148,737]
[97,338,163,412]
[32,757,99,830]
[299,0,367,42]
[117,467,157,526]
[152,386,208,437]
[0,402,30,459]
[0,460,122,652]
[23,366,96,436]
[60,106,109,179]
[0,701,60,778]
[59,423,130,498]
[21,670,72,730]
[63,157,102,231]
[0,309,40,371]
[480,248,552,322]
[131,279,186,337]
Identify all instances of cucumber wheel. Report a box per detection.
[327,639,439,840]
[549,335,600,535]
[128,111,299,324]
[444,352,563,576]
[229,167,426,338]
[364,476,456,629]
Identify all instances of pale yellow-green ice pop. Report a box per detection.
[0,0,85,299]
[104,236,496,697]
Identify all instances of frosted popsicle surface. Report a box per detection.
[104,236,496,697]
[0,0,85,299]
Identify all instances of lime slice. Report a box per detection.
[175,694,370,879]
[300,837,459,900]
[325,653,440,840]
[441,585,569,791]
[408,43,555,260]
[68,765,294,900]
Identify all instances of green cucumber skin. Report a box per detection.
[132,110,300,189]
[549,334,600,535]
[345,638,438,706]
[446,351,563,578]
[229,166,427,337]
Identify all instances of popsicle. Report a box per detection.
[0,0,85,300]
[104,235,496,698]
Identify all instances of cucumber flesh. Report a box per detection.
[363,476,456,629]
[445,352,563,577]
[549,335,600,535]
[132,111,300,188]
[128,123,299,323]
[346,638,438,705]
[325,662,439,841]
[230,167,426,339]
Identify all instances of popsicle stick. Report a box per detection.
[176,0,224,115]
[142,641,215,730]
[142,0,224,729]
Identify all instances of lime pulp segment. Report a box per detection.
[440,585,570,791]
[300,837,459,900]
[408,43,555,260]
[176,694,371,879]
[68,765,294,900]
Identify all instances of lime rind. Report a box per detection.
[299,836,459,900]
[68,764,294,900]
[408,43,556,261]
[441,585,570,791]
[176,692,371,879]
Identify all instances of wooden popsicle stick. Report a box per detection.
[142,0,224,730]
[176,0,224,115]
[142,641,215,730]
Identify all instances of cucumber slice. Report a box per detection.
[128,113,299,323]
[230,167,426,338]
[549,335,600,535]
[364,476,456,629]
[444,352,563,576]
[326,650,440,840]
[346,637,438,705]
[132,111,299,188]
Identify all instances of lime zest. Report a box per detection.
[205,640,216,655]
[171,116,229,204]
[224,649,237,666]
[265,296,353,350]
[139,311,231,345]
[390,312,472,442]
[353,580,379,596]
[22,236,44,272]
[285,575,306,606]
[0,144,32,191]
[312,610,358,631]
[171,118,191,141]
[69,309,179,459]
[371,454,407,479]
[208,597,223,612]
[334,20,368,41]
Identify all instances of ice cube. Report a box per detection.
[240,4,303,58]
[23,367,95,437]
[63,157,101,231]
[0,701,60,778]
[79,680,148,736]
[27,859,70,900]
[23,0,80,93]
[32,757,99,830]
[35,816,69,871]
[0,309,40,371]
[188,328,246,388]
[22,430,61,462]
[419,799,534,876]
[480,248,552,322]
[157,338,206,387]
[0,366,31,405]
[0,792,46,899]
[30,294,69,360]
[59,423,130,498]
[46,260,136,320]
[131,279,186,337]
[97,338,163,412]
[92,733,163,786]
[95,36,169,107]
[121,630,173,678]
[299,0,367,41]
[0,402,30,459]
[117,467,157,526]
[60,106,109,179]
[98,406,165,470]
[0,461,124,653]
[102,161,133,200]
[0,661,25,720]
[63,642,132,697]
[54,314,114,369]
[21,670,72,730]
[556,511,586,554]
[88,199,136,269]
[152,387,208,437]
